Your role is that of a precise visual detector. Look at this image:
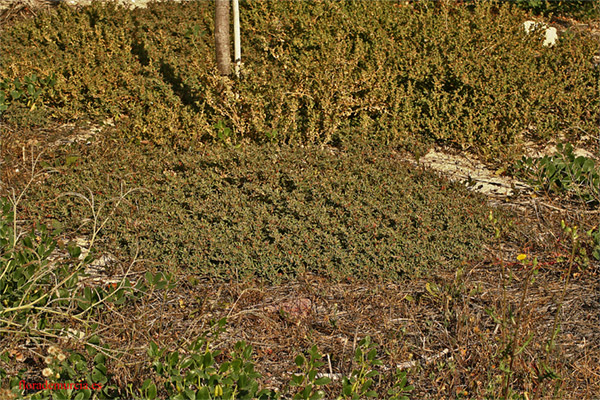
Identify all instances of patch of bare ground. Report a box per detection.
[407,140,598,200]
[9,256,598,397]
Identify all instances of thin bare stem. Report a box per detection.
[546,226,578,361]
[504,256,537,399]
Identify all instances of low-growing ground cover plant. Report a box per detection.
[4,136,598,398]
[19,141,496,282]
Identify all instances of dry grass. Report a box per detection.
[88,224,598,398]
[0,0,56,24]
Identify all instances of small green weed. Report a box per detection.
[341,336,381,400]
[214,120,233,144]
[586,226,600,261]
[514,143,600,206]
[0,73,56,115]
[387,369,414,400]
[289,345,331,400]
[144,319,275,400]
[340,336,381,399]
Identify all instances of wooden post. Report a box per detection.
[214,0,231,76]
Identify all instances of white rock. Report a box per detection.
[523,20,558,47]
[542,26,558,47]
[523,20,538,34]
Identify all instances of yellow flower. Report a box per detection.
[517,254,527,261]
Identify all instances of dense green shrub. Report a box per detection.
[25,142,494,282]
[0,1,597,163]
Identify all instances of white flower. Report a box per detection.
[67,328,85,340]
[42,368,53,377]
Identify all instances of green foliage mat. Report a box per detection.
[25,141,495,282]
[0,0,597,163]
